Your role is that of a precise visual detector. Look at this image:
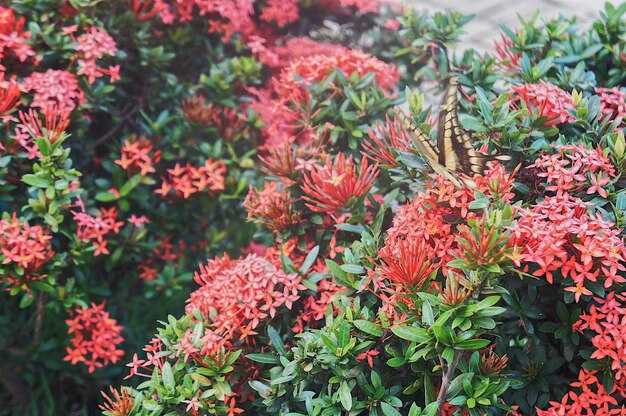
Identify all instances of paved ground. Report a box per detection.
[408,0,614,52]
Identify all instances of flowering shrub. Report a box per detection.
[5,1,626,415]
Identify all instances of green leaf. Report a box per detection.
[340,264,365,275]
[245,353,278,364]
[300,245,319,275]
[161,362,175,389]
[455,339,491,350]
[391,326,430,343]
[95,191,118,202]
[353,320,383,337]
[119,174,143,197]
[22,174,50,188]
[339,382,352,411]
[267,326,285,355]
[380,402,402,416]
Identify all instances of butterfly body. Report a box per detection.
[394,78,510,186]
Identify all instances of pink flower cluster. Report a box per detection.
[64,302,124,373]
[11,107,70,159]
[0,6,35,62]
[186,253,304,344]
[115,136,160,176]
[532,144,616,197]
[73,207,124,256]
[509,193,626,300]
[510,82,575,126]
[22,69,86,112]
[0,214,54,290]
[260,0,299,27]
[596,86,626,122]
[155,159,226,199]
[74,27,119,83]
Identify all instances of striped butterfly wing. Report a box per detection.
[392,107,462,187]
[441,78,511,175]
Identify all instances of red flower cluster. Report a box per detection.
[260,0,299,27]
[243,182,301,233]
[11,107,70,158]
[181,95,246,141]
[115,136,160,176]
[22,69,86,112]
[73,207,124,256]
[301,153,379,214]
[99,386,134,416]
[532,144,616,197]
[493,34,521,71]
[64,302,124,373]
[74,26,119,83]
[254,48,399,146]
[575,292,626,372]
[509,193,626,300]
[0,214,54,291]
[186,253,304,344]
[362,115,412,166]
[0,73,20,116]
[510,82,575,126]
[0,6,35,62]
[155,159,226,199]
[596,86,626,122]
[377,238,441,288]
[538,369,626,415]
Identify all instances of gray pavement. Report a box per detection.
[407,0,614,52]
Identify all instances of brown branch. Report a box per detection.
[436,351,461,416]
[88,104,141,149]
[33,293,46,347]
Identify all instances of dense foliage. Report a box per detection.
[4,1,626,416]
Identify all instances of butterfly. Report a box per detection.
[393,78,510,187]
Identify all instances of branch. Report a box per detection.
[436,351,461,416]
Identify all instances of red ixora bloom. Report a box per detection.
[595,86,626,122]
[155,159,226,199]
[0,213,54,292]
[73,207,124,256]
[362,115,413,166]
[115,136,161,176]
[493,34,521,71]
[99,386,134,416]
[243,182,301,233]
[74,26,119,84]
[128,0,165,22]
[0,6,35,62]
[186,253,305,343]
[301,153,379,213]
[0,73,19,116]
[509,193,626,295]
[22,69,86,112]
[259,0,299,27]
[510,81,575,126]
[378,237,441,289]
[532,144,616,196]
[64,302,124,373]
[11,107,71,158]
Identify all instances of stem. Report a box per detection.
[436,351,461,416]
[33,294,46,347]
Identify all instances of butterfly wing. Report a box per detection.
[393,107,461,187]
[441,78,511,175]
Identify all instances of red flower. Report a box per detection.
[243,182,301,233]
[128,0,164,22]
[493,34,521,71]
[187,253,305,342]
[0,74,19,116]
[115,136,160,176]
[362,115,412,166]
[378,238,441,289]
[100,386,134,416]
[73,208,124,256]
[301,153,379,213]
[64,302,124,373]
[595,86,626,122]
[0,213,54,291]
[74,27,119,84]
[260,0,299,27]
[155,159,226,199]
[22,70,86,112]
